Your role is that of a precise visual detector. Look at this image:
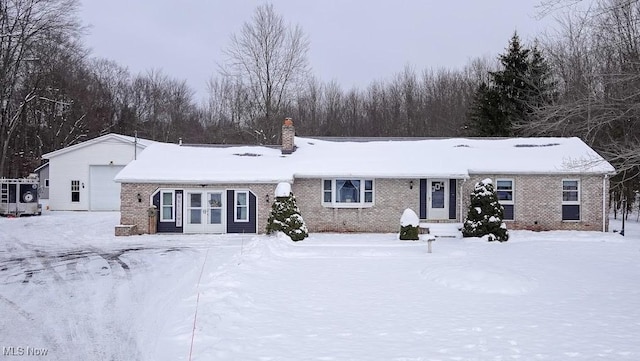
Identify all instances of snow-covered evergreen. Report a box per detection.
[462,178,509,242]
[399,208,420,240]
[266,184,308,241]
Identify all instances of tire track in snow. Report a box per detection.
[0,236,65,356]
[1,238,142,358]
[0,294,33,320]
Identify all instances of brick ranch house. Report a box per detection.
[114,119,616,236]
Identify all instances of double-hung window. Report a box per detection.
[235,191,249,222]
[322,179,374,207]
[562,180,580,221]
[496,179,514,220]
[160,191,175,222]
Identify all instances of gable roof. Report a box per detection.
[42,133,155,159]
[114,137,616,184]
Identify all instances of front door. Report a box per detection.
[184,191,225,233]
[427,179,448,220]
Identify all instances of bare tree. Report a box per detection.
[0,0,83,176]
[522,0,640,214]
[220,3,310,144]
[130,69,200,143]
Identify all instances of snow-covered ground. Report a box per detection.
[1,211,639,360]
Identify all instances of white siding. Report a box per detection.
[47,138,144,211]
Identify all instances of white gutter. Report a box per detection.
[602,174,609,232]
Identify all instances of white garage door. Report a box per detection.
[89,165,125,211]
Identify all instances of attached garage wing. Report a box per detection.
[89,165,124,211]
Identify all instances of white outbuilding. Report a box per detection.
[42,133,153,211]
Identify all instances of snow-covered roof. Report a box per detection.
[42,133,155,159]
[114,137,616,184]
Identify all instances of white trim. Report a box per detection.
[42,133,153,159]
[562,179,581,221]
[160,190,175,222]
[183,189,226,233]
[496,179,514,204]
[562,179,581,204]
[496,178,515,221]
[602,174,608,232]
[234,190,250,222]
[115,178,293,184]
[426,179,449,220]
[321,178,375,208]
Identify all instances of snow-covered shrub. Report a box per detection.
[266,183,308,242]
[461,178,509,242]
[399,208,420,241]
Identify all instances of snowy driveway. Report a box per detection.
[0,212,246,360]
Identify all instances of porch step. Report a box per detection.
[419,222,462,238]
[115,224,138,236]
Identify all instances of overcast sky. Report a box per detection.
[79,1,554,103]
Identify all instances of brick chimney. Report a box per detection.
[281,117,295,154]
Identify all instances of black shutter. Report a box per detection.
[419,179,427,219]
[449,179,457,219]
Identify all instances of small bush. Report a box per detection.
[399,224,420,240]
[399,208,420,241]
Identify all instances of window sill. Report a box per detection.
[322,203,374,209]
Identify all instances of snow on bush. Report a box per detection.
[401,208,420,227]
[399,208,420,241]
[275,182,292,197]
[266,184,308,242]
[462,178,509,242]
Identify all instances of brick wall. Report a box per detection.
[293,178,420,233]
[120,174,610,235]
[120,183,157,234]
[119,183,277,234]
[462,174,609,232]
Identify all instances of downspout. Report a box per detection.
[602,174,608,232]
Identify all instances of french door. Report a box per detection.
[184,191,225,233]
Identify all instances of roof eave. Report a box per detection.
[115,178,294,185]
[468,169,616,175]
[42,133,150,159]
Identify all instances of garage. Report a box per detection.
[89,165,125,211]
[42,133,153,211]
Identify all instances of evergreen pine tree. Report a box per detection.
[468,82,510,136]
[266,191,309,241]
[462,179,509,242]
[467,32,555,136]
[526,44,556,110]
